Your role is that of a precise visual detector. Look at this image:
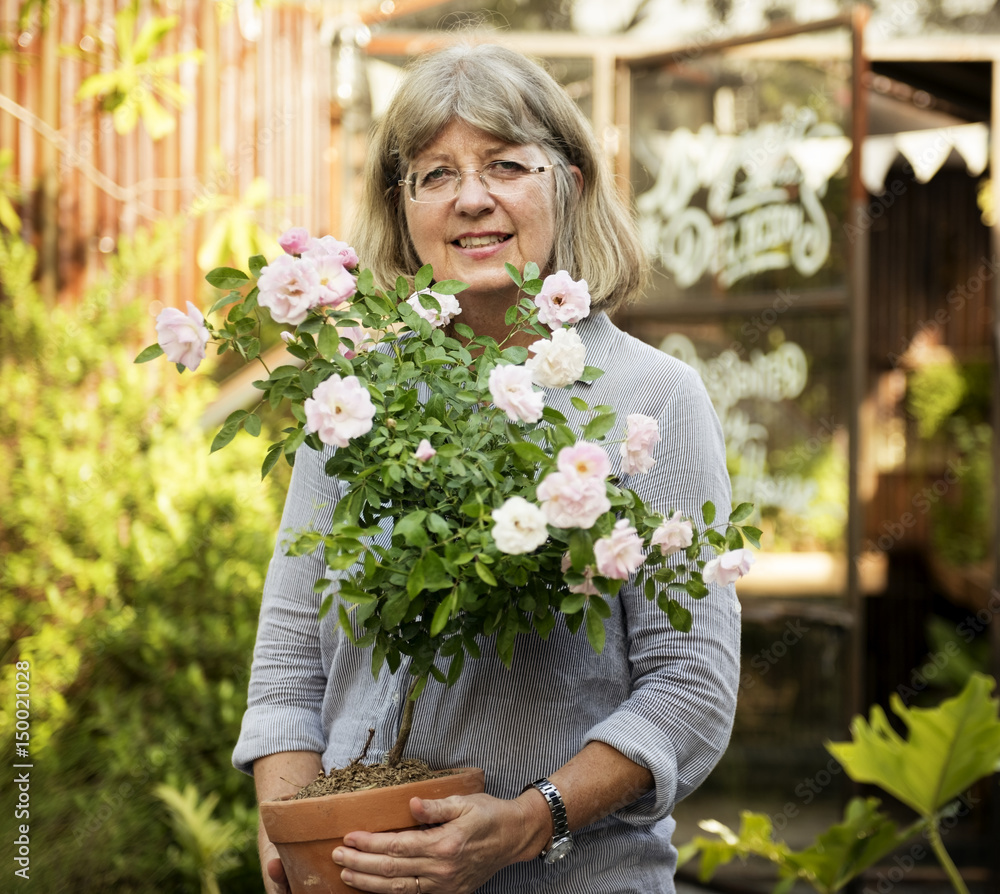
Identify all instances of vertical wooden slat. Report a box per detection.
[4,0,336,305]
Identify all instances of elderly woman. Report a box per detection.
[234,43,740,894]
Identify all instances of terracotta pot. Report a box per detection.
[260,767,485,894]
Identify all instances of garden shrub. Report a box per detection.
[0,228,287,891]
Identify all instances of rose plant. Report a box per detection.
[137,229,760,767]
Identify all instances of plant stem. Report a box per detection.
[927,819,969,894]
[385,676,421,768]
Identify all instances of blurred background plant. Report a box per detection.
[0,220,286,890]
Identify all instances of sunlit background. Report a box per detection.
[1,1,997,891]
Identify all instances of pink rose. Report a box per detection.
[278,226,310,255]
[155,302,210,371]
[556,442,610,481]
[536,471,610,530]
[303,235,360,269]
[488,364,544,424]
[313,255,357,308]
[593,519,645,580]
[337,325,371,360]
[650,511,694,556]
[304,374,376,448]
[620,413,660,476]
[535,271,591,329]
[406,289,462,328]
[561,552,599,596]
[526,326,586,388]
[703,549,755,586]
[257,254,321,325]
[415,439,436,462]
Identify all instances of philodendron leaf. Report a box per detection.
[781,798,922,893]
[826,672,1000,818]
[678,798,917,894]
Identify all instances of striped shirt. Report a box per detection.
[234,311,742,893]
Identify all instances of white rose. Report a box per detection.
[525,327,586,389]
[703,549,755,586]
[491,497,549,555]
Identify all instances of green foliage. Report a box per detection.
[0,226,282,890]
[155,783,255,894]
[907,360,967,439]
[826,672,1000,819]
[682,675,1000,894]
[825,673,1000,894]
[67,2,203,139]
[144,246,759,764]
[678,797,921,894]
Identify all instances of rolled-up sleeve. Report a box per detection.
[232,444,340,775]
[584,364,741,822]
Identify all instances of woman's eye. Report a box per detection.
[421,168,454,186]
[489,161,528,177]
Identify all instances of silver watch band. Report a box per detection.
[523,777,573,862]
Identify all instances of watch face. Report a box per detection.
[544,837,574,864]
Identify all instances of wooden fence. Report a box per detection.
[0,0,358,308]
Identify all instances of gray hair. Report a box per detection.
[351,43,648,313]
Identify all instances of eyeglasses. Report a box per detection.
[399,160,558,203]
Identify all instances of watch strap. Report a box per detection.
[523,777,571,859]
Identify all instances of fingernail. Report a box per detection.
[332,848,345,864]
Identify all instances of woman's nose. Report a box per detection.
[454,170,495,213]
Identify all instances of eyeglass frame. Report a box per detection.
[398,161,560,203]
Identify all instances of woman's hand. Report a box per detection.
[258,820,291,894]
[332,790,551,894]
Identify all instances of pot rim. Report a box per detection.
[260,766,485,843]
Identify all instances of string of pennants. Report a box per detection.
[861,122,989,195]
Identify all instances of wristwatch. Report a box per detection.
[523,778,573,863]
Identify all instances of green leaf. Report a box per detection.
[430,591,456,636]
[728,502,754,523]
[577,365,604,382]
[134,343,164,363]
[430,279,467,295]
[318,323,340,361]
[510,441,549,464]
[659,596,692,632]
[446,648,466,686]
[827,672,1000,818]
[357,268,375,295]
[523,262,540,281]
[585,604,606,653]
[210,420,241,453]
[261,444,283,479]
[475,561,497,586]
[702,501,716,525]
[741,525,763,549]
[205,267,249,290]
[582,412,616,440]
[504,305,519,326]
[244,413,261,437]
[414,264,433,292]
[504,262,523,287]
[453,322,475,339]
[570,396,589,412]
[678,799,918,892]
[725,526,744,551]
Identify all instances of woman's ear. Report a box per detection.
[569,164,584,195]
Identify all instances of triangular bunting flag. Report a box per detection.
[861,135,900,195]
[895,129,954,183]
[949,123,989,177]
